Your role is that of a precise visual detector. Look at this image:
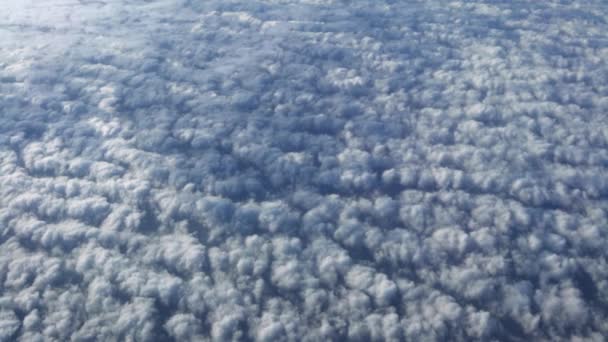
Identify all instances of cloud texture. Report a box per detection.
[1,0,608,340]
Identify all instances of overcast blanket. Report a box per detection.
[1,0,608,341]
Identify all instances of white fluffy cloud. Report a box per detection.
[1,0,607,340]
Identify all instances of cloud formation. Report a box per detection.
[1,0,608,340]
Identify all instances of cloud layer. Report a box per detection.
[1,0,608,340]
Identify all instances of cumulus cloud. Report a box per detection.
[1,0,607,340]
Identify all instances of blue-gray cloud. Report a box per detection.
[1,0,607,341]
